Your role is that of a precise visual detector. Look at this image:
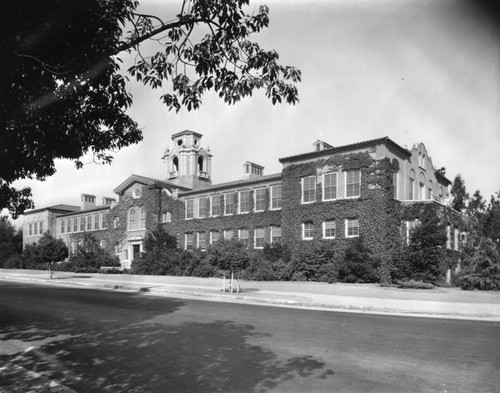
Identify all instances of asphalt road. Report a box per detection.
[0,281,499,393]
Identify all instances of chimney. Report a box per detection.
[81,194,96,210]
[102,197,116,206]
[243,161,264,180]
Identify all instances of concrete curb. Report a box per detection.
[3,275,500,322]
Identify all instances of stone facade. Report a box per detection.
[22,130,458,269]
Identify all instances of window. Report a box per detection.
[162,212,171,223]
[302,176,316,203]
[185,233,194,251]
[100,240,106,249]
[271,226,282,244]
[80,217,86,232]
[211,195,221,216]
[393,172,398,199]
[419,182,425,200]
[409,178,415,200]
[254,228,265,248]
[139,207,146,229]
[271,185,282,209]
[210,231,219,244]
[39,222,43,234]
[73,218,78,232]
[224,230,234,240]
[86,215,92,231]
[323,220,336,239]
[197,232,206,249]
[28,223,32,236]
[113,217,119,228]
[94,214,99,230]
[60,219,64,234]
[255,188,266,212]
[239,229,250,246]
[346,219,359,238]
[323,173,337,201]
[185,199,194,219]
[198,197,207,218]
[302,222,314,240]
[128,208,137,230]
[102,213,108,229]
[239,190,250,213]
[345,170,361,198]
[224,193,235,215]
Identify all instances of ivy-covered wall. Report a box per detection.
[280,152,401,280]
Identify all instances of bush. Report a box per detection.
[68,233,120,273]
[242,251,291,281]
[337,238,380,283]
[396,280,434,290]
[130,228,180,275]
[290,243,338,281]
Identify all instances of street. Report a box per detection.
[1,281,499,392]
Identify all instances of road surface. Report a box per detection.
[1,281,499,392]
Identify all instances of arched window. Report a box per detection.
[419,173,426,200]
[409,169,416,200]
[139,207,146,229]
[428,180,434,200]
[198,156,204,172]
[172,156,179,172]
[128,208,137,230]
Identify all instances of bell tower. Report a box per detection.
[162,130,212,189]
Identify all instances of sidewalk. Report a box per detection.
[1,269,500,321]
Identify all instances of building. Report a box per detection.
[22,130,459,269]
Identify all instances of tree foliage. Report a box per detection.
[1,0,301,217]
[206,239,250,274]
[405,205,448,284]
[450,174,468,212]
[0,216,23,263]
[68,233,120,272]
[457,237,500,290]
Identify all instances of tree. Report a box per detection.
[457,237,500,290]
[450,174,469,212]
[131,227,180,275]
[1,0,301,218]
[406,205,448,284]
[207,239,250,275]
[38,233,69,277]
[0,216,23,264]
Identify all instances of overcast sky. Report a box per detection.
[10,0,500,226]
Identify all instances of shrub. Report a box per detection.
[289,243,338,281]
[396,280,434,290]
[131,227,180,275]
[68,233,119,273]
[337,237,380,283]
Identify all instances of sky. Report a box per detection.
[9,0,500,227]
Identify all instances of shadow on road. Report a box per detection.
[0,284,333,392]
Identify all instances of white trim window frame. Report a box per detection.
[270,226,282,244]
[197,232,206,250]
[210,230,219,244]
[185,199,194,220]
[211,195,221,216]
[198,197,207,218]
[224,193,235,215]
[254,188,266,212]
[345,219,360,238]
[345,170,361,198]
[238,229,250,246]
[270,184,282,210]
[239,190,250,214]
[185,233,194,251]
[224,229,234,240]
[323,220,336,239]
[302,221,314,240]
[302,176,316,204]
[323,172,338,201]
[254,227,265,249]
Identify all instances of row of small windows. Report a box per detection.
[408,170,444,202]
[184,226,282,251]
[57,213,108,235]
[302,170,361,204]
[302,219,360,240]
[27,221,44,237]
[185,185,282,220]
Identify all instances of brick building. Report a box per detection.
[22,130,459,269]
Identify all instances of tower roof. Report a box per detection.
[171,130,203,140]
